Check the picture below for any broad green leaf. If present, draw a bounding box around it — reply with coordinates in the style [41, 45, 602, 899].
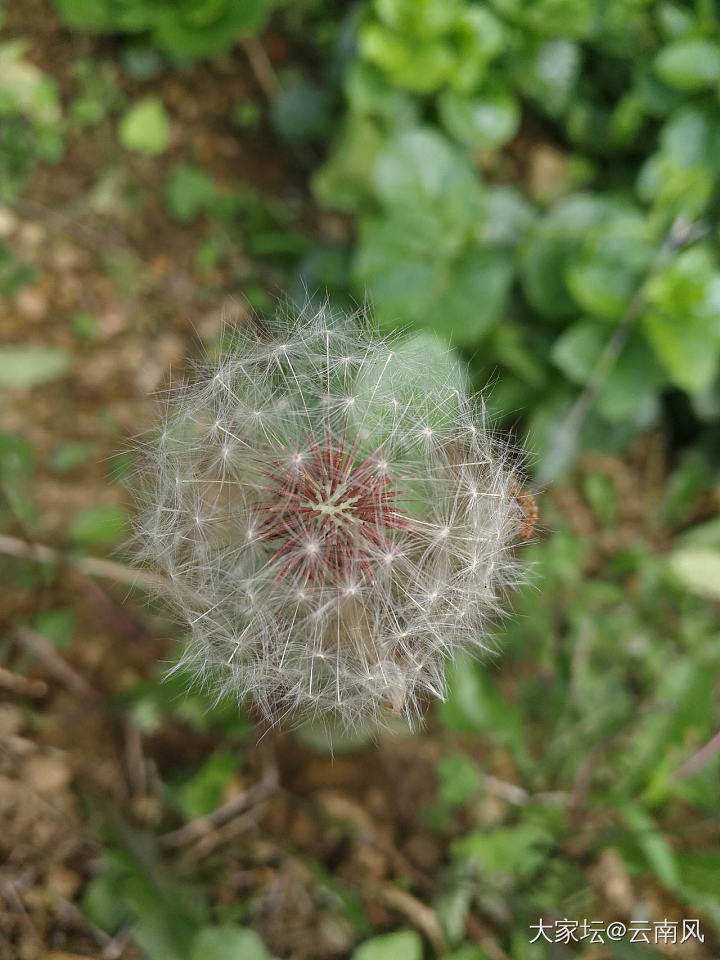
[518, 194, 617, 320]
[152, 0, 278, 60]
[190, 926, 270, 960]
[372, 127, 483, 223]
[0, 39, 62, 126]
[444, 949, 487, 960]
[354, 221, 511, 344]
[516, 37, 580, 116]
[119, 97, 171, 156]
[271, 78, 330, 143]
[642, 247, 720, 392]
[478, 186, 535, 247]
[0, 347, 71, 388]
[360, 22, 456, 93]
[68, 504, 128, 543]
[312, 116, 384, 212]
[165, 163, 217, 223]
[490, 0, 594, 37]
[551, 322, 663, 423]
[351, 929, 423, 960]
[373, 0, 461, 36]
[565, 211, 657, 321]
[677, 515, 720, 550]
[51, 0, 151, 32]
[668, 547, 720, 601]
[438, 87, 520, 151]
[0, 432, 33, 478]
[654, 39, 720, 92]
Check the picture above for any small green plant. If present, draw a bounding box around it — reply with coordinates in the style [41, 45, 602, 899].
[0, 39, 64, 202]
[52, 0, 281, 61]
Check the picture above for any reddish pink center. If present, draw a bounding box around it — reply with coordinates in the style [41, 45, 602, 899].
[258, 432, 405, 584]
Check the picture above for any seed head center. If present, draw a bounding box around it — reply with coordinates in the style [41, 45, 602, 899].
[258, 432, 406, 583]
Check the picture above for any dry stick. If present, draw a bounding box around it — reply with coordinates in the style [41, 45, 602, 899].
[672, 728, 720, 780]
[0, 533, 168, 591]
[15, 627, 100, 701]
[0, 664, 47, 698]
[160, 765, 279, 850]
[240, 34, 279, 100]
[538, 216, 705, 485]
[369, 884, 448, 956]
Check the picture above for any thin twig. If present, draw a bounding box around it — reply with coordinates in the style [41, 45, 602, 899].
[160, 765, 279, 850]
[369, 884, 448, 955]
[0, 533, 167, 590]
[0, 665, 47, 698]
[124, 718, 147, 799]
[240, 35, 279, 100]
[15, 627, 100, 701]
[672, 728, 720, 779]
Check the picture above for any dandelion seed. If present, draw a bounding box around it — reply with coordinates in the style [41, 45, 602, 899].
[130, 305, 530, 730]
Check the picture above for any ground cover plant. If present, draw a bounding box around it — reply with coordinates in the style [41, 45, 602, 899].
[0, 1, 719, 959]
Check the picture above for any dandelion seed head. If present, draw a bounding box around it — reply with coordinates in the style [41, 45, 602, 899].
[131, 305, 529, 730]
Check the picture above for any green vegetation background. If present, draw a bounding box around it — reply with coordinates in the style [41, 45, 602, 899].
[1, 1, 720, 958]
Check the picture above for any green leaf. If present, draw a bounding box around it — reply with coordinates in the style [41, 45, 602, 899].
[372, 127, 483, 223]
[677, 515, 720, 550]
[438, 87, 520, 151]
[654, 39, 720, 92]
[351, 929, 423, 960]
[436, 752, 482, 806]
[519, 194, 616, 320]
[119, 97, 171, 156]
[642, 246, 720, 392]
[0, 432, 33, 478]
[190, 926, 270, 960]
[565, 211, 656, 321]
[667, 547, 720, 601]
[271, 77, 330, 144]
[0, 346, 72, 388]
[620, 804, 680, 890]
[551, 321, 663, 423]
[438, 654, 524, 752]
[516, 37, 580, 116]
[354, 224, 511, 344]
[312, 116, 384, 212]
[451, 818, 556, 883]
[50, 441, 96, 473]
[68, 504, 128, 543]
[171, 751, 241, 818]
[165, 163, 217, 223]
[34, 607, 76, 649]
[152, 0, 278, 60]
[0, 39, 63, 126]
[51, 0, 152, 32]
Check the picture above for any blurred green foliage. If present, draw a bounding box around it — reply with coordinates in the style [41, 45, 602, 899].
[313, 0, 720, 470]
[52, 0, 280, 61]
[0, 39, 64, 202]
